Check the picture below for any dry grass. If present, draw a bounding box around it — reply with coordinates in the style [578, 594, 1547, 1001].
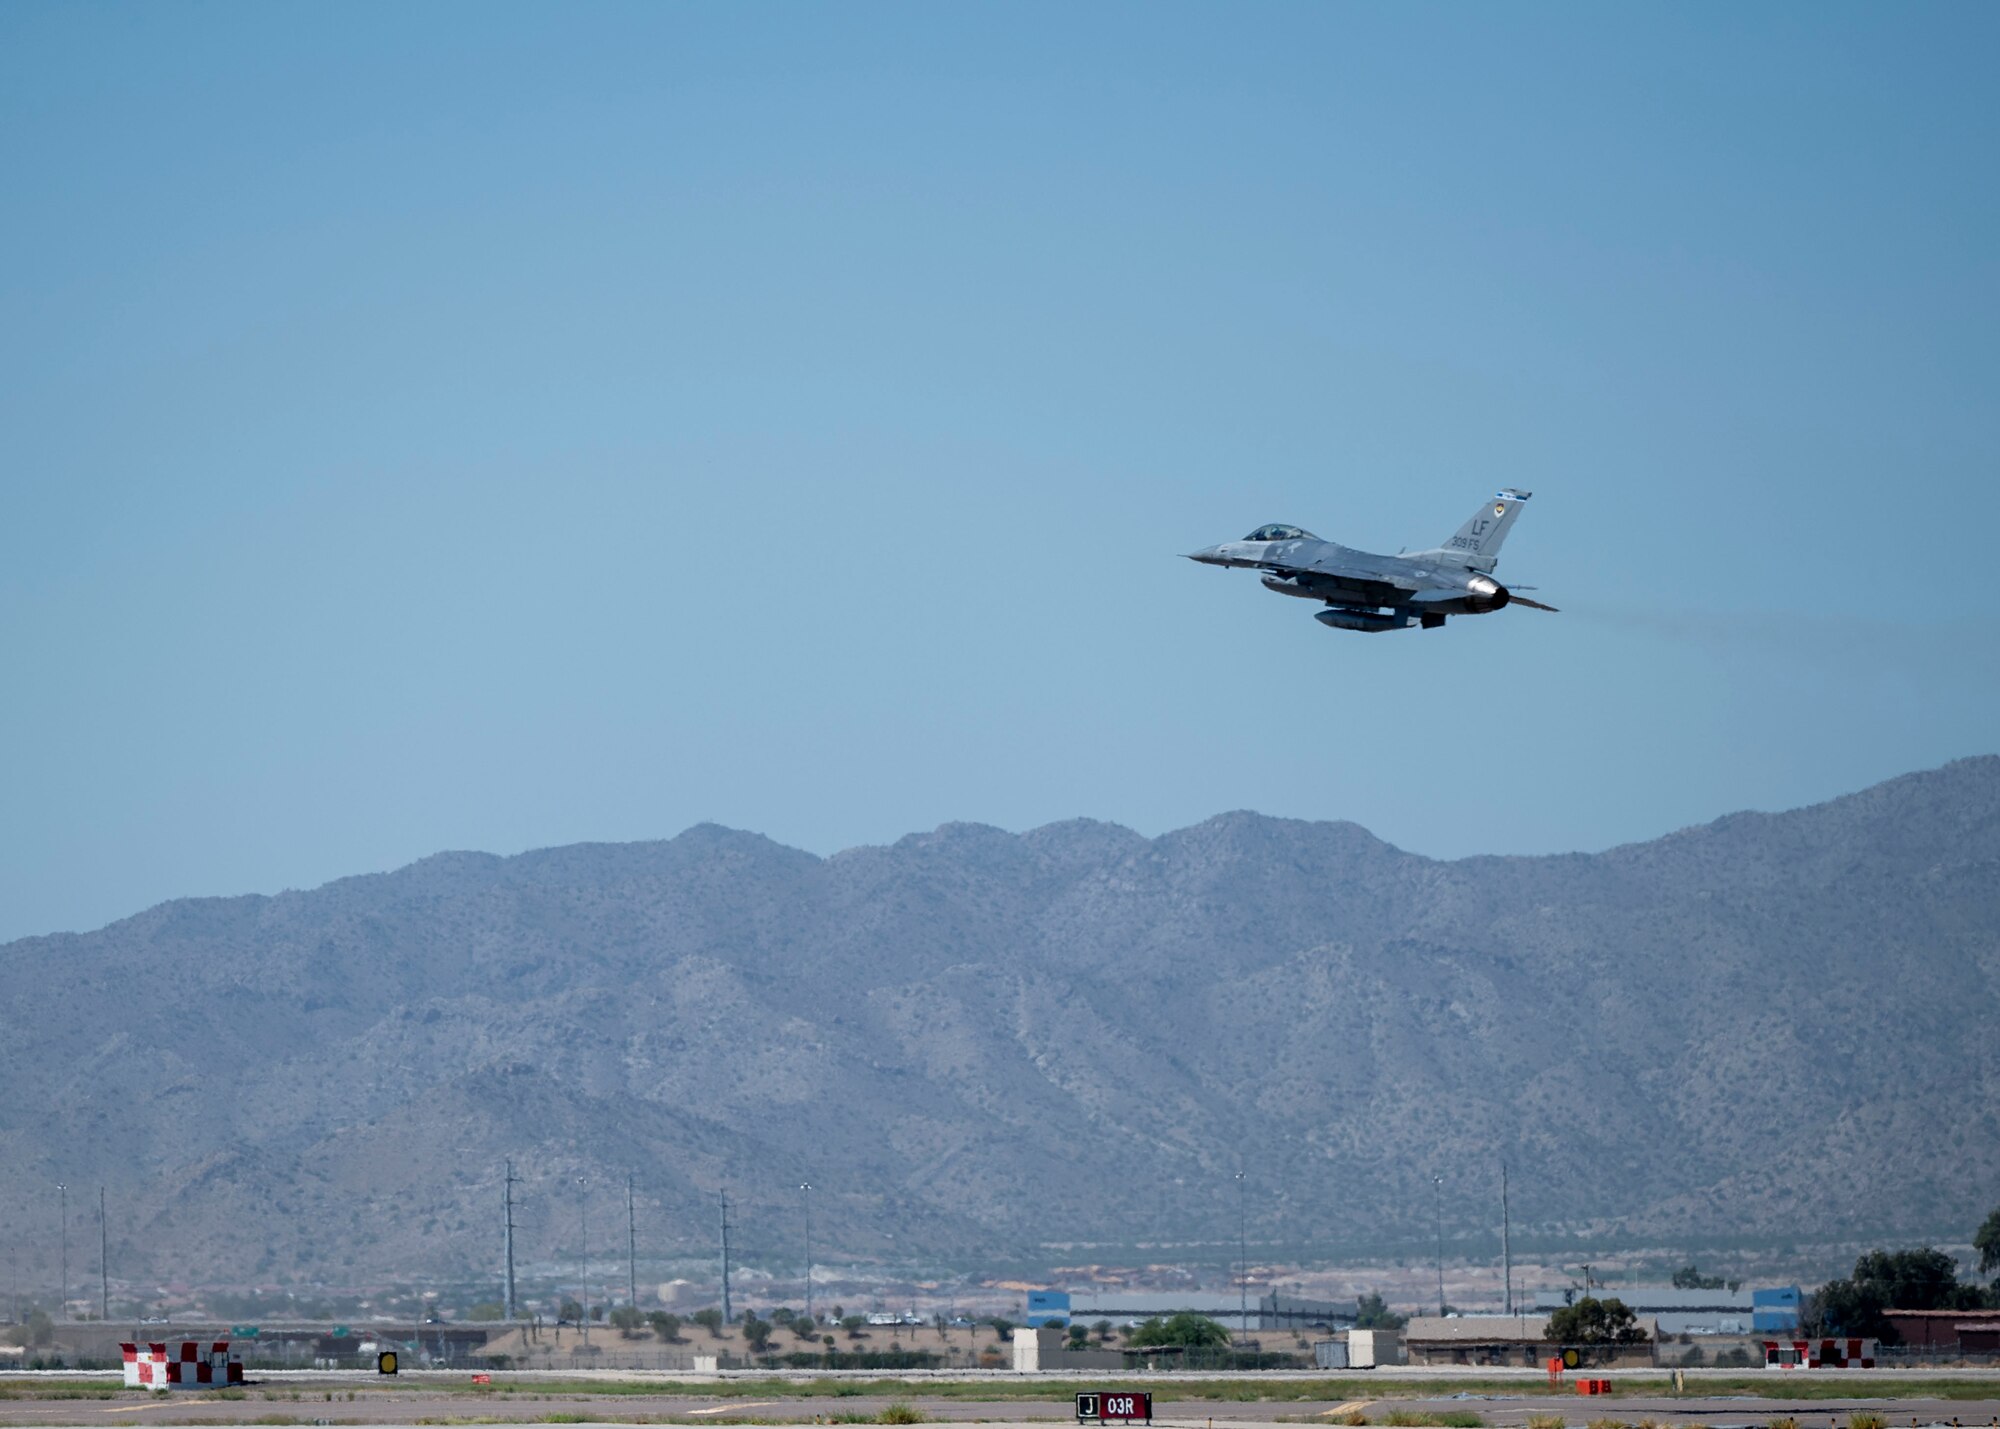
[0, 1381, 122, 1400]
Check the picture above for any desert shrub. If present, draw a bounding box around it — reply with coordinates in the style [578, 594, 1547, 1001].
[878, 1404, 922, 1425]
[647, 1311, 683, 1343]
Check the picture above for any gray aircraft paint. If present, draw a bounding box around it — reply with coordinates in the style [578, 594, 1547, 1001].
[1186, 489, 1557, 633]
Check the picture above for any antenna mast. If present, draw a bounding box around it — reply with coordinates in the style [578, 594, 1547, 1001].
[99, 1187, 108, 1322]
[626, 1175, 637, 1310]
[1501, 1163, 1513, 1316]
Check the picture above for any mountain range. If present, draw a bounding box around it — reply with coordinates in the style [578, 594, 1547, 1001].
[4, 757, 1997, 1290]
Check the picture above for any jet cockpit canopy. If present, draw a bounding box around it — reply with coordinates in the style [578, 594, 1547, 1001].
[1247, 524, 1315, 541]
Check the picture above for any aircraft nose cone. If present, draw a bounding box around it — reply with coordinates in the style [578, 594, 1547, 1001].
[1185, 545, 1226, 565]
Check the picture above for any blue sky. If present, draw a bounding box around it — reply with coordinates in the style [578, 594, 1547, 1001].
[3, 2, 1996, 942]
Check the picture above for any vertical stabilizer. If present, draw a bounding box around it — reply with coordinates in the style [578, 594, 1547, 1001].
[1425, 488, 1531, 571]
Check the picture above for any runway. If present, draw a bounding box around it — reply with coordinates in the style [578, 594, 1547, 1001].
[4, 1370, 1999, 1429]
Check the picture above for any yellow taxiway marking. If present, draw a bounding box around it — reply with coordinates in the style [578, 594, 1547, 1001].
[689, 1403, 778, 1416]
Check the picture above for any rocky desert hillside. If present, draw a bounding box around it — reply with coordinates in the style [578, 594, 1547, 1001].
[3, 758, 1996, 1285]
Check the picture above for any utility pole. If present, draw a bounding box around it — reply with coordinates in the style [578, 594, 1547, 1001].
[1500, 1164, 1513, 1316]
[578, 1178, 590, 1347]
[800, 1183, 813, 1324]
[503, 1162, 519, 1321]
[719, 1191, 733, 1324]
[1234, 1170, 1248, 1339]
[626, 1175, 637, 1311]
[1432, 1174, 1445, 1318]
[56, 1183, 67, 1322]
[99, 1187, 108, 1322]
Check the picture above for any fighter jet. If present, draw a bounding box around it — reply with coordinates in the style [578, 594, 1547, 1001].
[1186, 489, 1557, 632]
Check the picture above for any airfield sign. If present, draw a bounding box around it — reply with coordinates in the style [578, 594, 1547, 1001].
[1076, 1393, 1151, 1424]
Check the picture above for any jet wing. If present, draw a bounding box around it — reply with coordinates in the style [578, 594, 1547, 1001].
[1255, 563, 1425, 609]
[1252, 552, 1415, 586]
[1259, 554, 1423, 600]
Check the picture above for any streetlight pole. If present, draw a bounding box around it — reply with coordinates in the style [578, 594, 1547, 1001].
[503, 1162, 519, 1322]
[626, 1175, 637, 1313]
[719, 1191, 733, 1325]
[578, 1178, 590, 1347]
[1234, 1171, 1248, 1340]
[56, 1184, 67, 1322]
[800, 1183, 814, 1325]
[1432, 1175, 1445, 1318]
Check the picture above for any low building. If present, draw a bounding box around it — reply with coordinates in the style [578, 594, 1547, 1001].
[1404, 1314, 1657, 1368]
[1011, 1325, 1123, 1372]
[1753, 1287, 1802, 1333]
[1025, 1291, 1071, 1328]
[121, 1341, 244, 1389]
[1314, 1329, 1404, 1369]
[1882, 1308, 2000, 1351]
[1404, 1314, 1547, 1367]
[1349, 1328, 1404, 1368]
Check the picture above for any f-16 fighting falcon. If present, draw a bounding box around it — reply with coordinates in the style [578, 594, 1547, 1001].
[1186, 489, 1558, 633]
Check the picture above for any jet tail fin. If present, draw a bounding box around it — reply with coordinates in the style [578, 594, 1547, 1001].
[1411, 488, 1532, 571]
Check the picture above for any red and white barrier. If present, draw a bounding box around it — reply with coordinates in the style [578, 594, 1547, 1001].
[120, 1342, 243, 1389]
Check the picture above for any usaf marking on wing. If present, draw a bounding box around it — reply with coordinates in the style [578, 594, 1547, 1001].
[1186, 489, 1558, 633]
